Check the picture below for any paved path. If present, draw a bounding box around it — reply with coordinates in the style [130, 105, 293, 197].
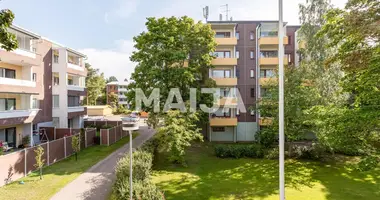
[50, 125, 155, 200]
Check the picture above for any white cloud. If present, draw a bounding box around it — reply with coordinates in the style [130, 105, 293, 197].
[104, 0, 140, 23]
[80, 40, 136, 81]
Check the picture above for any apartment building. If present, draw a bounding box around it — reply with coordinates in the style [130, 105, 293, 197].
[51, 45, 87, 128]
[106, 81, 130, 108]
[0, 25, 87, 148]
[0, 26, 53, 147]
[207, 21, 300, 142]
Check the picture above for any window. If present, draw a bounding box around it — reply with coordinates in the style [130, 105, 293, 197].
[250, 51, 254, 59]
[68, 119, 73, 128]
[250, 109, 255, 116]
[250, 88, 255, 97]
[260, 69, 275, 78]
[0, 128, 16, 147]
[53, 55, 59, 63]
[32, 73, 37, 82]
[0, 68, 16, 79]
[214, 108, 231, 117]
[0, 98, 16, 111]
[68, 96, 80, 107]
[52, 117, 59, 128]
[260, 51, 278, 58]
[215, 32, 231, 38]
[68, 79, 73, 85]
[250, 31, 254, 40]
[53, 73, 59, 85]
[32, 98, 39, 109]
[213, 51, 231, 58]
[235, 32, 240, 40]
[53, 95, 59, 108]
[286, 53, 291, 64]
[212, 127, 225, 132]
[261, 88, 269, 97]
[212, 70, 231, 78]
[236, 51, 239, 59]
[236, 69, 239, 78]
[250, 69, 254, 78]
[219, 88, 231, 97]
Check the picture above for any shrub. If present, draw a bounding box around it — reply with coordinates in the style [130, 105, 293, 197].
[113, 180, 164, 200]
[115, 150, 153, 182]
[214, 144, 264, 159]
[264, 147, 279, 159]
[290, 143, 326, 161]
[101, 124, 114, 129]
[357, 155, 380, 171]
[256, 129, 277, 147]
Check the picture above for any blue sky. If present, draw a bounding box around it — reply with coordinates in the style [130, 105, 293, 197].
[1, 0, 346, 80]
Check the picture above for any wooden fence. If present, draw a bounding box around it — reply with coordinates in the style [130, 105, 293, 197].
[100, 125, 129, 146]
[84, 120, 122, 130]
[0, 128, 97, 187]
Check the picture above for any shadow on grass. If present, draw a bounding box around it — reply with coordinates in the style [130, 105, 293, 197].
[153, 143, 380, 200]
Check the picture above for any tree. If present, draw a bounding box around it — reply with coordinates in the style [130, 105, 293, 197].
[106, 76, 118, 83]
[0, 9, 18, 51]
[72, 135, 80, 161]
[124, 78, 128, 82]
[108, 92, 118, 107]
[156, 110, 203, 165]
[34, 146, 45, 180]
[85, 63, 106, 105]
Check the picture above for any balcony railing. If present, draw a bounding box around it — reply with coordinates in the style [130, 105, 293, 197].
[210, 117, 238, 126]
[67, 84, 85, 91]
[67, 63, 84, 71]
[215, 37, 237, 46]
[68, 106, 85, 113]
[212, 57, 237, 66]
[0, 109, 39, 119]
[0, 77, 36, 87]
[212, 77, 237, 86]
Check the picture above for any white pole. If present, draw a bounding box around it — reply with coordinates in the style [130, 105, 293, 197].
[129, 130, 133, 200]
[278, 0, 285, 199]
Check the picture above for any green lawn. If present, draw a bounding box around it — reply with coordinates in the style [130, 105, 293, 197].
[152, 143, 380, 200]
[0, 132, 139, 200]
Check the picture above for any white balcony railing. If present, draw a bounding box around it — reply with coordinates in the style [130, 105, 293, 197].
[118, 88, 128, 92]
[0, 109, 39, 119]
[13, 48, 37, 59]
[67, 84, 85, 91]
[67, 63, 84, 71]
[68, 106, 85, 113]
[0, 77, 36, 87]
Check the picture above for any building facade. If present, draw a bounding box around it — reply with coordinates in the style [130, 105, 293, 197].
[106, 81, 130, 108]
[207, 21, 300, 142]
[0, 25, 87, 148]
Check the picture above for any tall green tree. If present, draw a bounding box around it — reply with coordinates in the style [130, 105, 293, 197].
[85, 63, 106, 105]
[106, 76, 118, 83]
[0, 9, 17, 51]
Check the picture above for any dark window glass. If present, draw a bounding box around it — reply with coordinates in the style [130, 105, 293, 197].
[250, 88, 255, 97]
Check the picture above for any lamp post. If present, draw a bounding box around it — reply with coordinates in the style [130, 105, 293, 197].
[129, 130, 133, 200]
[278, 0, 285, 199]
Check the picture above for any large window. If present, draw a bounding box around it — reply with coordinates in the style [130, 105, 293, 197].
[260, 51, 278, 58]
[53, 95, 59, 108]
[0, 98, 16, 111]
[53, 73, 59, 85]
[214, 108, 231, 117]
[250, 51, 254, 59]
[68, 96, 80, 107]
[219, 88, 231, 97]
[260, 69, 276, 78]
[0, 68, 16, 79]
[32, 98, 39, 109]
[250, 88, 255, 97]
[0, 128, 16, 147]
[213, 51, 231, 58]
[68, 78, 73, 85]
[212, 70, 231, 78]
[235, 32, 240, 40]
[215, 32, 231, 38]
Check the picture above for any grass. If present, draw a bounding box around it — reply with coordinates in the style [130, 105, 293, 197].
[0, 132, 139, 200]
[152, 143, 380, 200]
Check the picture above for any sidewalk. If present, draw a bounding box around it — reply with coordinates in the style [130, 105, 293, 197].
[50, 125, 155, 200]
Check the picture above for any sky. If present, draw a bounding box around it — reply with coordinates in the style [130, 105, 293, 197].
[1, 0, 347, 81]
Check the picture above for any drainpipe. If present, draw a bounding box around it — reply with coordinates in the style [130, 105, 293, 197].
[256, 24, 261, 133]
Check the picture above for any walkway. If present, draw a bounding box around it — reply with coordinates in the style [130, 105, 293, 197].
[50, 125, 155, 200]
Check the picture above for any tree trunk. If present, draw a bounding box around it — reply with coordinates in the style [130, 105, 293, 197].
[39, 168, 42, 180]
[75, 153, 78, 161]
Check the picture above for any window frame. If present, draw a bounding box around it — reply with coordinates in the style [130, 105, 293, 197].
[250, 88, 255, 98]
[250, 69, 254, 78]
[250, 51, 254, 59]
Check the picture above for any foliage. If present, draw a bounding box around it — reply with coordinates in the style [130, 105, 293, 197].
[34, 146, 45, 180]
[290, 143, 326, 161]
[113, 180, 164, 200]
[0, 9, 18, 51]
[214, 144, 264, 159]
[108, 92, 118, 107]
[156, 110, 203, 165]
[72, 135, 80, 161]
[146, 112, 160, 129]
[101, 124, 114, 129]
[357, 155, 380, 171]
[264, 147, 279, 160]
[255, 128, 277, 147]
[106, 76, 118, 83]
[85, 63, 106, 105]
[22, 135, 30, 146]
[113, 104, 131, 115]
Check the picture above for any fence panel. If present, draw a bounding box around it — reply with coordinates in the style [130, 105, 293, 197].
[65, 136, 74, 156]
[40, 127, 55, 140]
[107, 121, 118, 127]
[26, 143, 48, 174]
[109, 127, 116, 145]
[49, 138, 65, 165]
[100, 129, 108, 145]
[115, 126, 121, 141]
[86, 128, 96, 147]
[0, 150, 25, 187]
[55, 129, 71, 139]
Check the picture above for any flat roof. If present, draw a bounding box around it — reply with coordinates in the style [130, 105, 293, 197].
[10, 25, 41, 39]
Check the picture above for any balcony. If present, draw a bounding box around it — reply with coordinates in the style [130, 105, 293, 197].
[67, 85, 85, 91]
[259, 57, 288, 65]
[259, 37, 288, 45]
[212, 58, 237, 66]
[210, 117, 238, 126]
[67, 63, 84, 71]
[0, 109, 39, 126]
[0, 48, 40, 66]
[68, 106, 85, 113]
[215, 37, 237, 46]
[217, 97, 237, 106]
[67, 63, 87, 77]
[212, 77, 237, 86]
[259, 117, 273, 126]
[0, 77, 38, 94]
[259, 77, 277, 85]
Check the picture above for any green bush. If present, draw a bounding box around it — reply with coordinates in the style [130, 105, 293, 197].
[113, 180, 164, 200]
[264, 147, 279, 159]
[115, 150, 153, 182]
[256, 129, 277, 147]
[291, 143, 326, 161]
[214, 144, 264, 159]
[357, 155, 380, 171]
[101, 124, 114, 129]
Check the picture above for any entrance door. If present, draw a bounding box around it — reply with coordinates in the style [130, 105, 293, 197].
[5, 128, 16, 147]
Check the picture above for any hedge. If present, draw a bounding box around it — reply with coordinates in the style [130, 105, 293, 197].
[214, 144, 264, 158]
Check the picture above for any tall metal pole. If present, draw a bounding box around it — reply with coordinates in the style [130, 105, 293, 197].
[278, 0, 285, 199]
[129, 130, 133, 200]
